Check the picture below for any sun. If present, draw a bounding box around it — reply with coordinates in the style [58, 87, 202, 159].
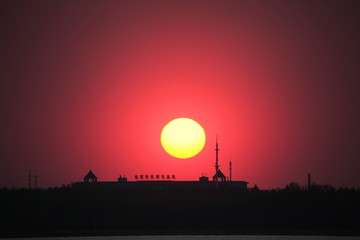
[160, 118, 206, 159]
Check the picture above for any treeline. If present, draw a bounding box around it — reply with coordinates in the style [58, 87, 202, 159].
[0, 184, 359, 237]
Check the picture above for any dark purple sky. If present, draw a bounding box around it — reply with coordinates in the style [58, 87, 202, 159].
[1, 0, 359, 189]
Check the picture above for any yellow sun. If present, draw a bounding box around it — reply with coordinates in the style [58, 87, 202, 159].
[161, 118, 206, 159]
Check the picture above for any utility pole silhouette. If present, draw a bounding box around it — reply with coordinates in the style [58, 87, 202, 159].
[34, 175, 38, 189]
[307, 173, 311, 190]
[28, 170, 39, 189]
[28, 170, 32, 189]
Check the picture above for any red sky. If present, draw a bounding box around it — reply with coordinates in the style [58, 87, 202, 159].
[1, 0, 359, 189]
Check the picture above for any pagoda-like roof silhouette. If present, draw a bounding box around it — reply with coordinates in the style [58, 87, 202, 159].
[84, 170, 97, 182]
[212, 169, 226, 179]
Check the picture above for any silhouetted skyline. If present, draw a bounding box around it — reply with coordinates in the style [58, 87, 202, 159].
[1, 0, 359, 189]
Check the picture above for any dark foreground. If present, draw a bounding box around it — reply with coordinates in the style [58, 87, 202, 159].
[1, 185, 359, 237]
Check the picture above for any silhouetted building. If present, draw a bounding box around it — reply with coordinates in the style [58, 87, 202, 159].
[74, 138, 249, 190]
[199, 176, 209, 182]
[118, 175, 127, 182]
[252, 184, 260, 191]
[84, 170, 97, 182]
[213, 138, 228, 183]
[213, 169, 226, 182]
[74, 170, 248, 190]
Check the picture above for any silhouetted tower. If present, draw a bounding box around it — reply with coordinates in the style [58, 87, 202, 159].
[212, 137, 228, 184]
[307, 173, 311, 190]
[229, 161, 232, 181]
[84, 170, 97, 182]
[28, 170, 32, 189]
[215, 136, 220, 187]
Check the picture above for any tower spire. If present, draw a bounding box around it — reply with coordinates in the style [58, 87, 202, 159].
[215, 136, 219, 187]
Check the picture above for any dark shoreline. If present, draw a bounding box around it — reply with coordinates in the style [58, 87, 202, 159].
[3, 229, 360, 239]
[1, 186, 359, 238]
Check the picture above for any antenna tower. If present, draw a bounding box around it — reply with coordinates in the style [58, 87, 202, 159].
[229, 161, 232, 181]
[215, 136, 220, 187]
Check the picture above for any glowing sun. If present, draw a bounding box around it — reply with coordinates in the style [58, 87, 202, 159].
[161, 118, 206, 159]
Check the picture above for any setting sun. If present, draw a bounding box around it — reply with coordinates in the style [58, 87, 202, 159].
[161, 118, 206, 159]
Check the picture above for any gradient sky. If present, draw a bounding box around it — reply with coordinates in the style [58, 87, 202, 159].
[1, 0, 359, 189]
